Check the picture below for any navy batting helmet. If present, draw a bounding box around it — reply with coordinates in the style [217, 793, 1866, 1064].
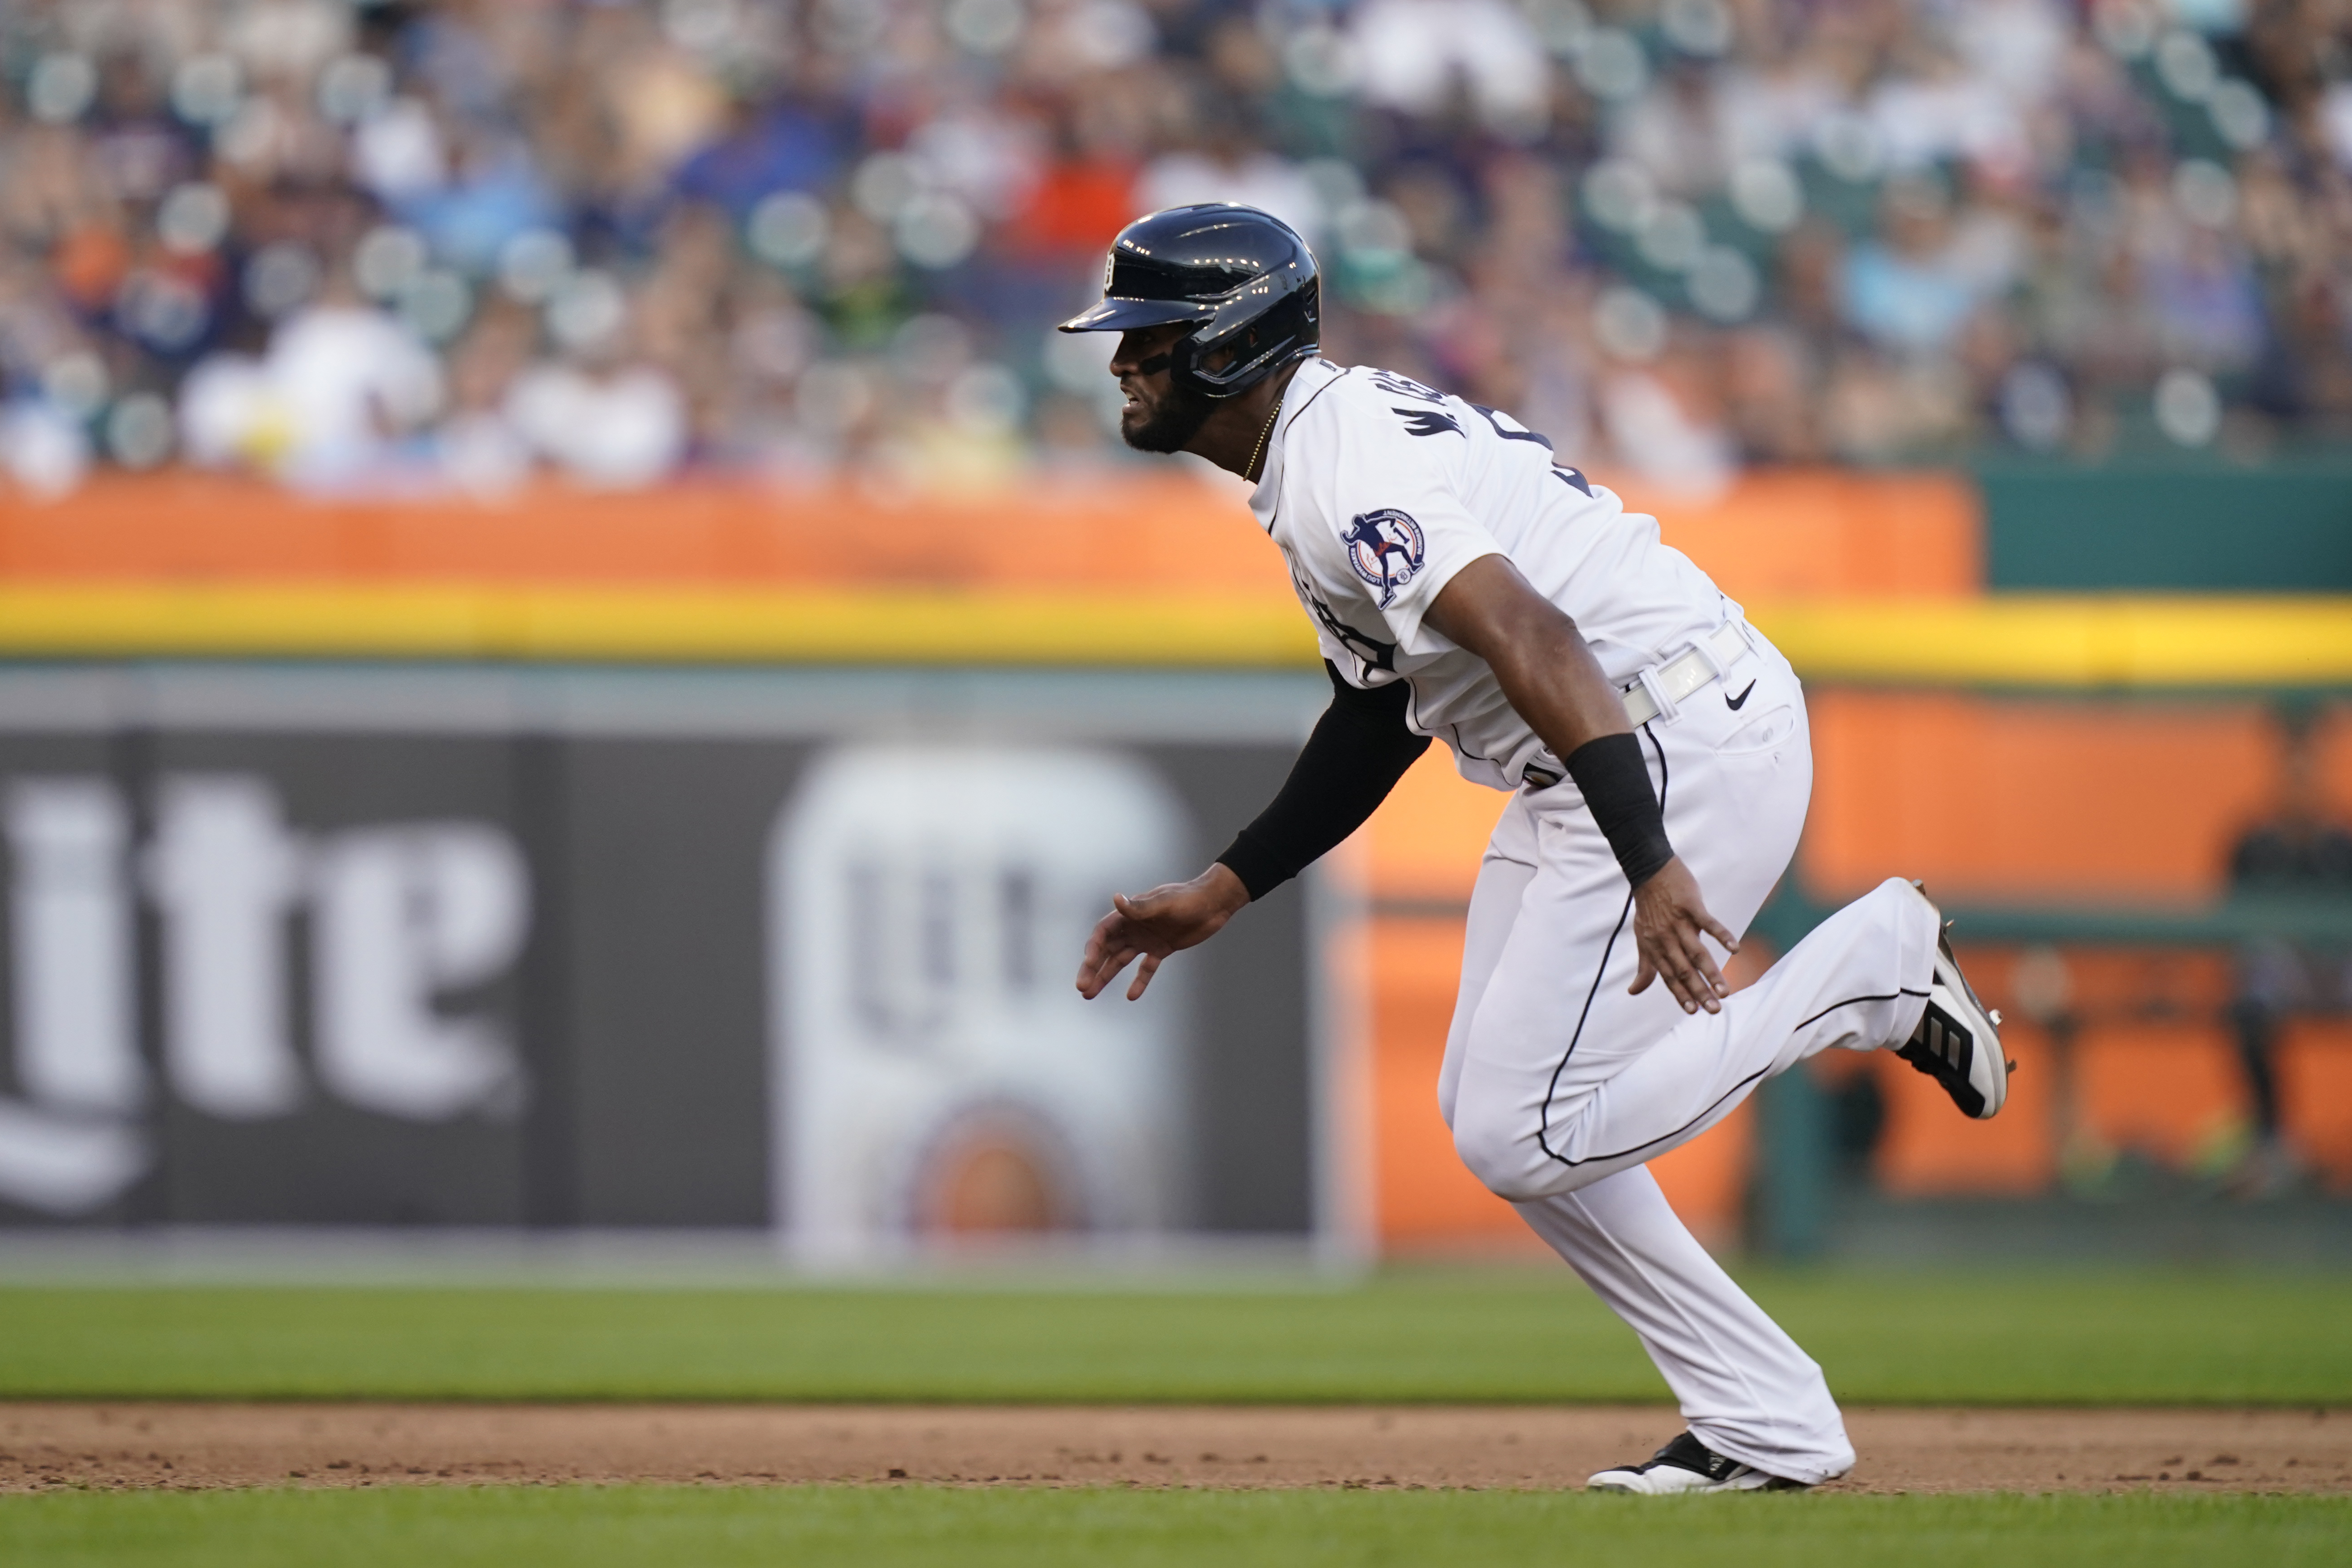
[1057, 204, 1320, 399]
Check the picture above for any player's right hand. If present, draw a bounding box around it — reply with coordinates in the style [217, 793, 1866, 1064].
[1076, 863, 1251, 1001]
[1628, 855, 1737, 1015]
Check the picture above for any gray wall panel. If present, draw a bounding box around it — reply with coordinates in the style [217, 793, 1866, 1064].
[1145, 745, 1315, 1233]
[561, 738, 813, 1227]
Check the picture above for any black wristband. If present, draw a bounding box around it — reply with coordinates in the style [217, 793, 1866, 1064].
[1565, 731, 1674, 889]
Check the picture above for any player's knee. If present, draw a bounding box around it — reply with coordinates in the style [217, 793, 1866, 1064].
[1451, 1102, 1550, 1203]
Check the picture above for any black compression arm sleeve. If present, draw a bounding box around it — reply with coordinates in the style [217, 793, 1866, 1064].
[1215, 663, 1433, 901]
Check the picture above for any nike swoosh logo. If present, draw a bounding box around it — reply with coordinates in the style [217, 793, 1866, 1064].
[1726, 680, 1757, 711]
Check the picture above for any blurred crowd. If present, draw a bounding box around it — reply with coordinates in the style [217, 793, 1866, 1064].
[3, 0, 2352, 499]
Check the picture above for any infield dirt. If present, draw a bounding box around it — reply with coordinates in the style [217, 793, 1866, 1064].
[1, 1405, 2343, 1495]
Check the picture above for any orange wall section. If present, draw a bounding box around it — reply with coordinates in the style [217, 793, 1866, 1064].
[0, 468, 1979, 599]
[1621, 468, 1981, 601]
[1802, 692, 2352, 903]
[2071, 1021, 2253, 1170]
[0, 471, 1287, 591]
[1359, 691, 2352, 920]
[1864, 946, 2352, 1196]
[1356, 746, 1511, 903]
[1363, 917, 1533, 1254]
[2282, 1024, 2352, 1188]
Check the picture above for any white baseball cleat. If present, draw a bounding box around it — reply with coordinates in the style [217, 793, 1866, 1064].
[1896, 882, 2010, 1120]
[1586, 1432, 1806, 1494]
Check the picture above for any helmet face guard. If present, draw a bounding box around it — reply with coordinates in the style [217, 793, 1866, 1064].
[1059, 205, 1321, 400]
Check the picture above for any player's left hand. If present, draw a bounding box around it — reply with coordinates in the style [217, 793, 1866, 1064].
[1628, 856, 1737, 1015]
[1076, 863, 1250, 1001]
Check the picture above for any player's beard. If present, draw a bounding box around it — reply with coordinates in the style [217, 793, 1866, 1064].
[1120, 378, 1217, 454]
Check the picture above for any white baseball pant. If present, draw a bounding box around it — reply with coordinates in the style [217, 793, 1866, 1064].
[1436, 633, 1938, 1484]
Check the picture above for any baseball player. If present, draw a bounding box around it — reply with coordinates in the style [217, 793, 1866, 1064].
[1066, 204, 2008, 1494]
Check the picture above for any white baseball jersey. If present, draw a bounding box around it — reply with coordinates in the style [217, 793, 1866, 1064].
[1251, 358, 1735, 791]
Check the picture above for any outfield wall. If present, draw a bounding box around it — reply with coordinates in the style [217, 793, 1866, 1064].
[1, 470, 2346, 1257]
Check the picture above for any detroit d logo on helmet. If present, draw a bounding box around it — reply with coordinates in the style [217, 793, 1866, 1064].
[1343, 509, 1425, 608]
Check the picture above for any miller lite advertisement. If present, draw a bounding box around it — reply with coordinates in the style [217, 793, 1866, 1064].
[0, 665, 1342, 1255]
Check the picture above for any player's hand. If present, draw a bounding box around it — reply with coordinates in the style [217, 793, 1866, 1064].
[1628, 856, 1737, 1015]
[1076, 863, 1250, 1001]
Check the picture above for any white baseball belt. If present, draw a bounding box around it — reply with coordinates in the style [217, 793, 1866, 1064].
[1621, 619, 1756, 728]
[1523, 621, 1757, 789]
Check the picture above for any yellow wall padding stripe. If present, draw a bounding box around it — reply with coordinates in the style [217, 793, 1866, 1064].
[0, 584, 2347, 687]
[0, 583, 1322, 666]
[1753, 596, 2352, 689]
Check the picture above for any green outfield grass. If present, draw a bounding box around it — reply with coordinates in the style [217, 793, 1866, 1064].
[0, 1267, 2344, 1405]
[2, 1485, 2345, 1568]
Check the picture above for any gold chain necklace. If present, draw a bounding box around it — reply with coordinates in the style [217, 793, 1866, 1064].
[1244, 398, 1282, 484]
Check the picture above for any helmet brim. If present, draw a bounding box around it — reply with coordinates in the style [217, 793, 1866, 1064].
[1056, 296, 1214, 333]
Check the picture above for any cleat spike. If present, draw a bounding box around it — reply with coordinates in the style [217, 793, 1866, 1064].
[2005, 1060, 2018, 1073]
[1989, 1008, 2003, 1026]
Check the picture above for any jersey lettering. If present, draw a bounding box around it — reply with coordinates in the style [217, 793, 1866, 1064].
[1394, 407, 1463, 439]
[1367, 369, 1446, 404]
[1290, 561, 1399, 675]
[1470, 403, 1553, 450]
[1466, 401, 1594, 496]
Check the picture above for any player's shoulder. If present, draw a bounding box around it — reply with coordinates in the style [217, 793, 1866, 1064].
[1299, 360, 1445, 413]
[1276, 358, 1356, 433]
[1287, 360, 1472, 449]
